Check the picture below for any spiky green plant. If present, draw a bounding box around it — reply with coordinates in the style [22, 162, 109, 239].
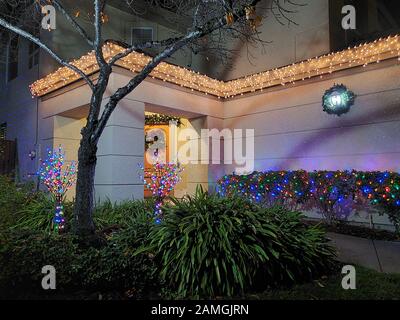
[137, 186, 336, 299]
[93, 198, 155, 229]
[12, 193, 74, 233]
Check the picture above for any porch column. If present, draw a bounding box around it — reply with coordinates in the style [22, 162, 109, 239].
[95, 99, 145, 203]
[182, 116, 209, 195]
[180, 116, 225, 195]
[206, 116, 226, 193]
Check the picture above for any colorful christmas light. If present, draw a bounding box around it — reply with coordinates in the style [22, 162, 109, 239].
[139, 162, 183, 221]
[217, 170, 400, 232]
[37, 146, 77, 232]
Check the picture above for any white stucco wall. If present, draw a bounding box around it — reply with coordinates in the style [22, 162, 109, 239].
[222, 60, 400, 229]
[52, 116, 86, 200]
[223, 61, 400, 173]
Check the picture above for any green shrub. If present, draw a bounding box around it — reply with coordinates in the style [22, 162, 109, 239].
[381, 204, 400, 235]
[260, 207, 338, 284]
[0, 204, 159, 299]
[81, 202, 159, 294]
[0, 231, 81, 297]
[0, 177, 156, 233]
[93, 198, 155, 229]
[0, 176, 74, 233]
[0, 176, 34, 231]
[11, 193, 74, 233]
[138, 187, 336, 299]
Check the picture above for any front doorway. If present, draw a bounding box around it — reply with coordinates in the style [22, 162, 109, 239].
[143, 110, 210, 199]
[144, 124, 170, 198]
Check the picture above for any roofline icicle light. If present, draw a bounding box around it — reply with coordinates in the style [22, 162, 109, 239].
[30, 35, 400, 99]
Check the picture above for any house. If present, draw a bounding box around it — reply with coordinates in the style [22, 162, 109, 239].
[1, 0, 400, 229]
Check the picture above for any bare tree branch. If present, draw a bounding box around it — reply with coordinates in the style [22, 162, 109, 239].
[93, 31, 202, 143]
[107, 36, 183, 66]
[93, 0, 264, 143]
[94, 0, 107, 67]
[52, 0, 94, 47]
[0, 16, 95, 90]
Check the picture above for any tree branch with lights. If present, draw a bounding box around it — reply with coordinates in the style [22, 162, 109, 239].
[139, 162, 184, 222]
[37, 146, 77, 233]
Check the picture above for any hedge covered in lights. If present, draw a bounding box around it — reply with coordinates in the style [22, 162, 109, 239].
[217, 171, 400, 232]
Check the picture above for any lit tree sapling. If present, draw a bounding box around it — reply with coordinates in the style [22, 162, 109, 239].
[139, 162, 183, 222]
[37, 146, 77, 232]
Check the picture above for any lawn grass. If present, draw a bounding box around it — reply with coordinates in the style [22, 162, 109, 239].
[247, 266, 400, 300]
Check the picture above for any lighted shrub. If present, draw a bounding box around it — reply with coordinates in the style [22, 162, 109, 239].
[217, 170, 400, 233]
[0, 176, 154, 233]
[137, 187, 336, 299]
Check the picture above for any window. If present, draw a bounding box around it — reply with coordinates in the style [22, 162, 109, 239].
[28, 27, 40, 69]
[131, 27, 154, 45]
[0, 123, 7, 140]
[329, 0, 400, 51]
[7, 36, 19, 82]
[28, 42, 39, 69]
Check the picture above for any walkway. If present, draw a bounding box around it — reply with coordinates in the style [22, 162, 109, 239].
[328, 232, 400, 274]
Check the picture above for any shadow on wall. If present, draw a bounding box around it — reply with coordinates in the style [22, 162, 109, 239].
[277, 101, 400, 170]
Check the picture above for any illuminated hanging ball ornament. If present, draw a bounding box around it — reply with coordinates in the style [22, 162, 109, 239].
[322, 84, 356, 116]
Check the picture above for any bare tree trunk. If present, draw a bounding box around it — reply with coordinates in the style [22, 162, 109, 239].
[73, 127, 97, 236]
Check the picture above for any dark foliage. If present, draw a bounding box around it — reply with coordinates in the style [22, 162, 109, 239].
[137, 187, 337, 299]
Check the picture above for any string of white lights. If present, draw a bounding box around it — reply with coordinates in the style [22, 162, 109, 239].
[30, 35, 400, 99]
